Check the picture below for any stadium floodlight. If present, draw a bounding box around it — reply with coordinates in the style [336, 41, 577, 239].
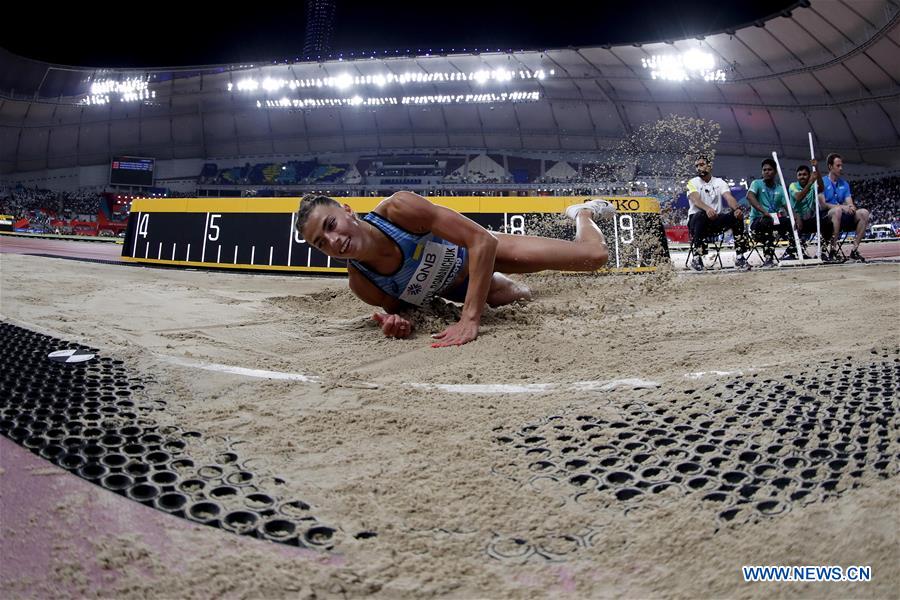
[90, 77, 148, 95]
[257, 90, 540, 109]
[263, 78, 287, 92]
[230, 68, 554, 96]
[334, 73, 353, 90]
[237, 78, 259, 91]
[82, 94, 110, 106]
[641, 50, 726, 82]
[83, 76, 155, 105]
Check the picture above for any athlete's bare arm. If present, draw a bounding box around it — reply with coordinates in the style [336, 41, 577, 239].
[379, 191, 497, 347]
[348, 266, 413, 338]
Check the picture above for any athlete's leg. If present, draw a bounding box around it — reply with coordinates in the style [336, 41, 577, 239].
[486, 273, 532, 307]
[493, 210, 608, 274]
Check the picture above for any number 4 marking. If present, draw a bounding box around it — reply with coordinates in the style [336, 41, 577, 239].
[138, 214, 149, 238]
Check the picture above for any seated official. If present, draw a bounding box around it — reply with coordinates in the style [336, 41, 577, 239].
[820, 153, 869, 263]
[686, 156, 750, 271]
[747, 158, 792, 268]
[784, 160, 832, 260]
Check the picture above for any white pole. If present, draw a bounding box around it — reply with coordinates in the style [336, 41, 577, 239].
[772, 151, 805, 264]
[809, 132, 821, 260]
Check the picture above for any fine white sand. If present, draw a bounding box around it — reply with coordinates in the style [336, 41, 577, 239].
[1, 253, 898, 599]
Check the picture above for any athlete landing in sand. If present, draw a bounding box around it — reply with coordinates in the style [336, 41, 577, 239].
[296, 190, 614, 347]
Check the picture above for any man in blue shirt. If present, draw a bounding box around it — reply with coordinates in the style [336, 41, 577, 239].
[820, 153, 869, 262]
[747, 158, 792, 268]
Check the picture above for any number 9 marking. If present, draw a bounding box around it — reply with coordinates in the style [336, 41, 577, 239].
[619, 214, 634, 244]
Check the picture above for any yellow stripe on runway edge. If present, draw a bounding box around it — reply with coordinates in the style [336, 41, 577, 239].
[121, 255, 657, 274]
[130, 196, 660, 214]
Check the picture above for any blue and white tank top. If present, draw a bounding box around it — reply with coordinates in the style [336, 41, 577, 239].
[350, 211, 467, 306]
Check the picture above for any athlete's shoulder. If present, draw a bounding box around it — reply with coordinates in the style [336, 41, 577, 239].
[380, 191, 429, 213]
[385, 190, 431, 204]
[369, 196, 392, 217]
[379, 192, 432, 233]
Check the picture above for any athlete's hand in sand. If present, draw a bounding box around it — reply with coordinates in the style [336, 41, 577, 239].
[373, 312, 412, 338]
[431, 319, 478, 348]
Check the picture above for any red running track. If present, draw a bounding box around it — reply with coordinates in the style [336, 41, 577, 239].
[2, 233, 899, 263]
[0, 236, 124, 261]
[840, 241, 900, 259]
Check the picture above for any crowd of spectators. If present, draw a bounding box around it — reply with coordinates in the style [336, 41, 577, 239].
[852, 175, 899, 226]
[1, 186, 109, 234]
[1, 168, 896, 238]
[442, 173, 512, 184]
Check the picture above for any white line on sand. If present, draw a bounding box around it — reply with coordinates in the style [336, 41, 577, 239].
[684, 367, 765, 380]
[161, 355, 660, 393]
[409, 378, 660, 394]
[162, 356, 321, 382]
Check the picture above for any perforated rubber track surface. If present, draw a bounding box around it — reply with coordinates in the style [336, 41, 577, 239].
[0, 322, 350, 548]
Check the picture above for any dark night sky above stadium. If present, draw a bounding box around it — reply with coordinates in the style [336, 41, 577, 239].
[5, 1, 796, 68]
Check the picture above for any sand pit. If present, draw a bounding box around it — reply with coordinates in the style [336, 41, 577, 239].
[1, 253, 898, 598]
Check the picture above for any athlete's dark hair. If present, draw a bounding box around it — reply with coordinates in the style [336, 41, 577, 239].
[295, 194, 340, 237]
[761, 158, 777, 170]
[796, 165, 811, 174]
[826, 153, 842, 167]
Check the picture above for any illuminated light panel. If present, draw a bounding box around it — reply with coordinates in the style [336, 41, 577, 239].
[232, 69, 554, 94]
[641, 50, 726, 82]
[81, 76, 156, 105]
[258, 91, 540, 109]
[400, 92, 540, 104]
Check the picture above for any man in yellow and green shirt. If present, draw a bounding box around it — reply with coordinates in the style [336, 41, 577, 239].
[784, 159, 832, 260]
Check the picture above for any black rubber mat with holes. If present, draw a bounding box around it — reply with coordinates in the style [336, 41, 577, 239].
[0, 322, 350, 548]
[494, 351, 899, 525]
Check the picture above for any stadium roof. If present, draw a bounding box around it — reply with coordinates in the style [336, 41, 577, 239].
[1, 0, 898, 175]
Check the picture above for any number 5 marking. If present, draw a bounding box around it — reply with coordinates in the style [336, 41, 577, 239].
[208, 214, 221, 241]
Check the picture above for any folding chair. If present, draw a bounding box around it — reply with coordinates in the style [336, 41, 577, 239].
[748, 221, 793, 265]
[745, 226, 770, 265]
[685, 233, 725, 270]
[835, 231, 853, 262]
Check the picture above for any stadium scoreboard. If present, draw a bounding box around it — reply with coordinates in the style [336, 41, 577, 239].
[122, 196, 668, 273]
[110, 156, 155, 187]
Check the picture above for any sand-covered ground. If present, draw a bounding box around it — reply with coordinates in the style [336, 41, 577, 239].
[1, 253, 898, 599]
